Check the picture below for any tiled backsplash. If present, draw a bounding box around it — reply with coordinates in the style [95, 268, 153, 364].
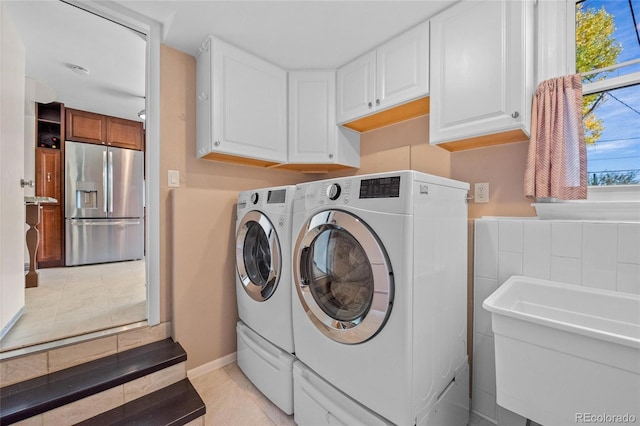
[472, 218, 640, 422]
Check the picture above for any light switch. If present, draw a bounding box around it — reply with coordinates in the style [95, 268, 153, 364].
[168, 170, 180, 188]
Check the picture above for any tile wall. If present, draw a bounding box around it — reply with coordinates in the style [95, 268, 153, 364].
[472, 218, 640, 422]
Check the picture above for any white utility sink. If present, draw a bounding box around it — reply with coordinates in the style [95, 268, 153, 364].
[483, 276, 640, 426]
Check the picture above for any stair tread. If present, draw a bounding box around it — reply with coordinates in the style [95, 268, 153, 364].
[0, 338, 187, 425]
[76, 378, 206, 426]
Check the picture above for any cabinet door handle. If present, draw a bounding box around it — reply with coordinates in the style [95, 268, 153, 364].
[511, 111, 520, 118]
[376, 99, 380, 105]
[328, 153, 334, 159]
[368, 102, 373, 108]
[47, 172, 51, 183]
[214, 141, 221, 147]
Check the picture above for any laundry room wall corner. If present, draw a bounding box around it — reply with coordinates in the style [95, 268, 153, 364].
[160, 44, 309, 370]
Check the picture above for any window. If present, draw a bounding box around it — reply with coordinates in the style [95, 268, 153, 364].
[575, 0, 640, 187]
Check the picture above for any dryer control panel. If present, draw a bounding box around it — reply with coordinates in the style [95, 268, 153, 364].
[359, 176, 401, 199]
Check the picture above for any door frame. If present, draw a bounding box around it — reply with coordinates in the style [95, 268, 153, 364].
[66, 0, 161, 325]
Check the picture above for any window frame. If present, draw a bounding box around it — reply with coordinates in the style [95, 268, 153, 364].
[567, 0, 640, 199]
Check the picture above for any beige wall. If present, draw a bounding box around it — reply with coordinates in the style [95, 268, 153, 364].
[450, 141, 536, 219]
[160, 43, 536, 370]
[160, 45, 309, 368]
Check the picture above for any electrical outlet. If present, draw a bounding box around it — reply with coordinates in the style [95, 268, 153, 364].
[475, 182, 489, 203]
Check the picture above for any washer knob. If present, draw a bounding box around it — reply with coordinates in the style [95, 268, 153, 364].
[326, 183, 341, 200]
[250, 193, 259, 204]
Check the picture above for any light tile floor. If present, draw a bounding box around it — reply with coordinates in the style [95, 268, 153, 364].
[0, 260, 146, 351]
[191, 362, 495, 426]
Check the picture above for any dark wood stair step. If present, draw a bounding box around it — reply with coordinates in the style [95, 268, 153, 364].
[76, 378, 206, 426]
[0, 338, 187, 425]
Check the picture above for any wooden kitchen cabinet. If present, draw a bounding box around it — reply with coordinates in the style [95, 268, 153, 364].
[66, 108, 106, 144]
[337, 20, 429, 127]
[35, 148, 61, 200]
[66, 108, 144, 150]
[196, 35, 287, 166]
[283, 71, 359, 171]
[35, 147, 64, 268]
[429, 0, 534, 151]
[37, 204, 64, 267]
[107, 116, 144, 150]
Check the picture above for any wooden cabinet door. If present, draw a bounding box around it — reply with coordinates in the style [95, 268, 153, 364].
[107, 116, 143, 150]
[376, 21, 429, 111]
[37, 205, 64, 267]
[66, 108, 106, 144]
[336, 50, 376, 124]
[35, 148, 61, 200]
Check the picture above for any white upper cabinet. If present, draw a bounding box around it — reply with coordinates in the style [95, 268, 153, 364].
[337, 21, 430, 125]
[196, 36, 287, 165]
[429, 0, 533, 148]
[288, 71, 359, 169]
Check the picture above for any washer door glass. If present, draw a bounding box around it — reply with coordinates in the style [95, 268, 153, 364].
[294, 210, 393, 344]
[236, 211, 281, 301]
[306, 229, 374, 322]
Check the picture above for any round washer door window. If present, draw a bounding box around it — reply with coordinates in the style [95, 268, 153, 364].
[236, 211, 281, 301]
[294, 210, 394, 344]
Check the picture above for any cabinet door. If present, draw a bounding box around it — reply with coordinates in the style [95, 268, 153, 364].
[37, 205, 64, 267]
[35, 148, 61, 200]
[210, 37, 287, 163]
[376, 21, 429, 111]
[430, 0, 530, 145]
[107, 116, 143, 150]
[288, 71, 336, 164]
[66, 108, 106, 144]
[336, 50, 376, 124]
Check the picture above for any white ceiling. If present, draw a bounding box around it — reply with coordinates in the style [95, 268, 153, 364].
[117, 1, 456, 69]
[5, 0, 456, 122]
[6, 0, 146, 122]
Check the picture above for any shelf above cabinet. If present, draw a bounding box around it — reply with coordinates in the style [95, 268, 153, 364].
[341, 97, 430, 133]
[436, 128, 529, 152]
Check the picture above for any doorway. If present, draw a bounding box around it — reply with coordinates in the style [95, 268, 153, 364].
[0, 0, 160, 355]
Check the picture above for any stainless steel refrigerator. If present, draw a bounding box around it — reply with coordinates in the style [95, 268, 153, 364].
[65, 141, 144, 266]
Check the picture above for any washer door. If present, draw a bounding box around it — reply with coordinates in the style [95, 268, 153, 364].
[236, 211, 281, 302]
[294, 210, 394, 344]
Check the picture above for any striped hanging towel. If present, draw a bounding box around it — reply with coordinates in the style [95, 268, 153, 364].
[524, 74, 587, 200]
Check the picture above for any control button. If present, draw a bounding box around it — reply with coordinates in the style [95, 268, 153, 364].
[327, 183, 341, 200]
[250, 193, 259, 204]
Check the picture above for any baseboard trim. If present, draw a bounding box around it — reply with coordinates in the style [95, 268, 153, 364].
[187, 352, 237, 379]
[0, 306, 25, 341]
[471, 409, 498, 424]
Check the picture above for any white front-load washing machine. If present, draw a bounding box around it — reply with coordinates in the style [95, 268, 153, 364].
[235, 185, 296, 414]
[291, 171, 470, 426]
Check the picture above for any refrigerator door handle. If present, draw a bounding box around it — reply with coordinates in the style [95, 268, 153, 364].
[68, 219, 142, 226]
[103, 151, 108, 213]
[108, 150, 114, 213]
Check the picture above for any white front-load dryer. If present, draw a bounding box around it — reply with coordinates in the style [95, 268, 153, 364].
[235, 185, 296, 414]
[291, 171, 470, 426]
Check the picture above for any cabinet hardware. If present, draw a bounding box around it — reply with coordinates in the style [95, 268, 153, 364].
[376, 99, 380, 105]
[328, 153, 334, 159]
[511, 111, 520, 118]
[214, 141, 221, 147]
[198, 92, 209, 101]
[368, 102, 373, 108]
[47, 172, 51, 183]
